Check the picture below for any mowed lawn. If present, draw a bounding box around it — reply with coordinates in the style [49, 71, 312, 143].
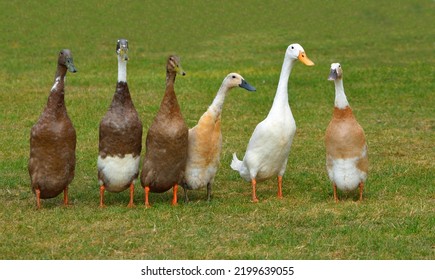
[0, 0, 433, 259]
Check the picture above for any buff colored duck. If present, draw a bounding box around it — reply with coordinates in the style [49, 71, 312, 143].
[28, 49, 77, 209]
[183, 73, 256, 202]
[325, 63, 368, 202]
[231, 43, 314, 202]
[140, 55, 187, 207]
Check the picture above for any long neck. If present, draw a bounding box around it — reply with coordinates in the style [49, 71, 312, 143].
[47, 64, 68, 111]
[159, 70, 180, 114]
[334, 78, 350, 109]
[111, 56, 132, 106]
[51, 63, 67, 91]
[166, 69, 176, 86]
[208, 83, 229, 118]
[271, 56, 295, 110]
[118, 56, 127, 82]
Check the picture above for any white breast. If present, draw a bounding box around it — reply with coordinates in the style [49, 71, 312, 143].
[327, 147, 367, 191]
[97, 154, 140, 192]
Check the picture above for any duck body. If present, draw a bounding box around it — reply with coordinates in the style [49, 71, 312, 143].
[28, 49, 77, 208]
[98, 82, 142, 193]
[141, 108, 188, 192]
[325, 63, 368, 201]
[98, 39, 142, 207]
[231, 43, 314, 202]
[184, 73, 256, 201]
[140, 55, 187, 206]
[233, 101, 295, 183]
[183, 113, 222, 193]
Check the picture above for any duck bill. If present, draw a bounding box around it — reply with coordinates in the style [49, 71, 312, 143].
[239, 79, 256, 91]
[298, 51, 314, 66]
[176, 65, 186, 76]
[328, 69, 337, 80]
[66, 58, 77, 73]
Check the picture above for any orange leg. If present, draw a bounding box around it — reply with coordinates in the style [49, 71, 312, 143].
[277, 176, 283, 199]
[127, 183, 135, 208]
[63, 186, 69, 206]
[251, 179, 259, 203]
[333, 183, 338, 203]
[35, 188, 41, 209]
[171, 184, 178, 206]
[359, 182, 364, 201]
[144, 186, 151, 208]
[99, 185, 105, 208]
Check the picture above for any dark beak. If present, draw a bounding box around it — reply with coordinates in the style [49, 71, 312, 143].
[239, 79, 256, 91]
[328, 69, 337, 81]
[66, 58, 77, 73]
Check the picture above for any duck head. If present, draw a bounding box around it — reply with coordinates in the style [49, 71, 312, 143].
[167, 55, 186, 76]
[286, 43, 314, 66]
[116, 39, 129, 61]
[59, 49, 77, 73]
[225, 73, 256, 91]
[328, 63, 343, 81]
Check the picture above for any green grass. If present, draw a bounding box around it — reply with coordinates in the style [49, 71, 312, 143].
[0, 0, 433, 259]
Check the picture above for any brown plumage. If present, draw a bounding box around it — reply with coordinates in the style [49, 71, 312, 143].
[140, 55, 187, 207]
[325, 63, 368, 202]
[98, 83, 142, 158]
[28, 49, 77, 209]
[98, 39, 143, 207]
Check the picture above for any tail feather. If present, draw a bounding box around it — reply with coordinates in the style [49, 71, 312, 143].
[230, 153, 243, 171]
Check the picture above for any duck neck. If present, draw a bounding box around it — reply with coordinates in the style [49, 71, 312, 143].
[209, 83, 229, 118]
[166, 69, 176, 86]
[112, 56, 132, 105]
[47, 64, 67, 111]
[271, 56, 295, 111]
[160, 71, 180, 114]
[118, 56, 127, 83]
[334, 79, 349, 109]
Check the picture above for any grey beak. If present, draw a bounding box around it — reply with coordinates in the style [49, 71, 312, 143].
[328, 69, 337, 81]
[239, 79, 256, 91]
[66, 58, 77, 73]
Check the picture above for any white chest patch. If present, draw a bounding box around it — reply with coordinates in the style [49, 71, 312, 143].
[327, 156, 367, 191]
[185, 165, 218, 190]
[97, 154, 140, 192]
[51, 77, 61, 92]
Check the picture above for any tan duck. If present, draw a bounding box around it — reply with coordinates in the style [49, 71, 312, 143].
[183, 73, 256, 202]
[98, 39, 143, 207]
[325, 63, 368, 202]
[28, 49, 77, 209]
[140, 55, 187, 207]
[231, 43, 314, 202]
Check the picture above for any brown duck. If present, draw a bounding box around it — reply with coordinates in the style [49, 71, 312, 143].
[140, 55, 187, 207]
[28, 49, 77, 209]
[325, 63, 368, 202]
[98, 39, 143, 207]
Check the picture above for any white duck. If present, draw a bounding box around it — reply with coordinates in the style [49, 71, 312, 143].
[183, 73, 256, 202]
[231, 43, 314, 202]
[325, 63, 368, 202]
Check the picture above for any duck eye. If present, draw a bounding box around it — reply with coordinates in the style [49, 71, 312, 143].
[232, 75, 236, 79]
[291, 46, 294, 49]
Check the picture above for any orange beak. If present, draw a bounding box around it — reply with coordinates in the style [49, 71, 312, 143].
[298, 51, 315, 66]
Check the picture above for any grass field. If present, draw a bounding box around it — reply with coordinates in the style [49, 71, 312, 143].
[0, 0, 433, 260]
